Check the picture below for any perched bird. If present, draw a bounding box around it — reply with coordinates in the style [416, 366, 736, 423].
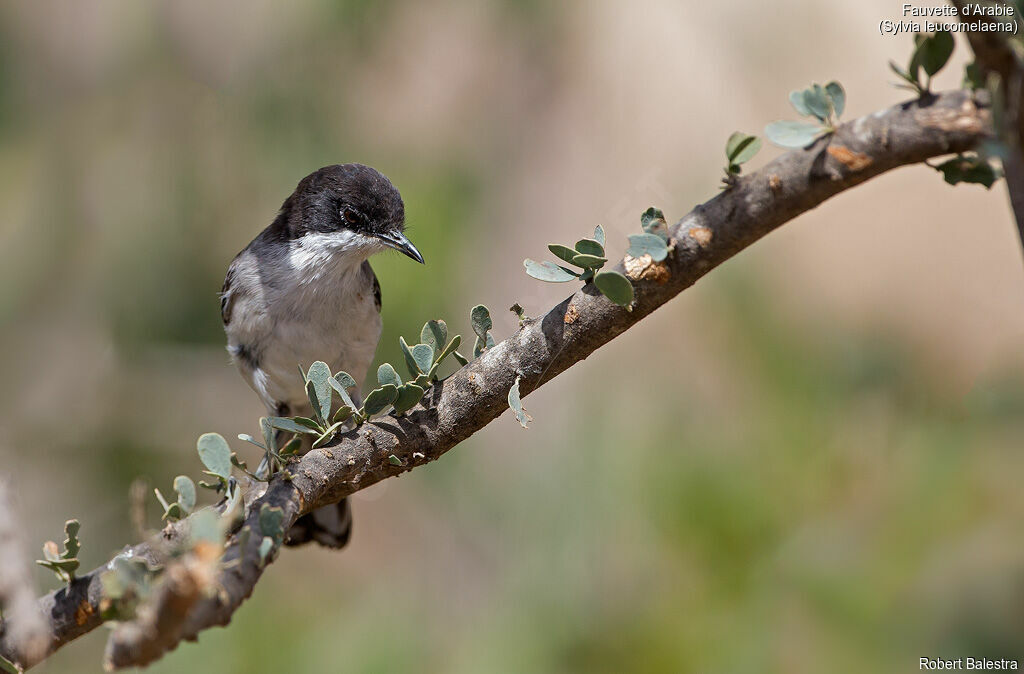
[220, 164, 423, 548]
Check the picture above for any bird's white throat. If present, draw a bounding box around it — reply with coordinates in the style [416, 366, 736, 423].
[287, 230, 380, 282]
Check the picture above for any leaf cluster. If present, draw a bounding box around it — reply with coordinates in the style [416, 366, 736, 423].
[154, 475, 196, 521]
[99, 555, 159, 621]
[256, 504, 285, 566]
[626, 208, 671, 263]
[890, 31, 954, 95]
[722, 132, 761, 185]
[933, 153, 999, 188]
[524, 224, 634, 307]
[765, 81, 845, 148]
[36, 519, 81, 586]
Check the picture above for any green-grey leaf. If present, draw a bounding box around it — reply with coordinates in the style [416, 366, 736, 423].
[237, 433, 266, 451]
[305, 380, 324, 424]
[412, 344, 434, 373]
[399, 336, 420, 379]
[935, 155, 997, 188]
[420, 320, 447, 351]
[163, 503, 183, 521]
[332, 404, 354, 424]
[570, 253, 607, 268]
[362, 384, 399, 416]
[452, 351, 469, 366]
[388, 454, 402, 466]
[640, 207, 669, 241]
[574, 238, 605, 257]
[258, 537, 274, 563]
[594, 270, 634, 307]
[472, 333, 497, 358]
[392, 383, 425, 415]
[306, 360, 331, 384]
[547, 244, 578, 263]
[736, 138, 760, 164]
[507, 377, 532, 428]
[173, 475, 196, 513]
[377, 362, 402, 387]
[918, 30, 954, 77]
[327, 376, 355, 410]
[825, 81, 845, 118]
[37, 558, 79, 574]
[435, 334, 462, 364]
[593, 225, 606, 247]
[789, 90, 810, 116]
[470, 304, 492, 338]
[909, 35, 926, 80]
[524, 259, 577, 282]
[764, 120, 826, 148]
[963, 62, 985, 90]
[332, 371, 357, 389]
[627, 233, 669, 261]
[280, 436, 302, 456]
[305, 361, 332, 423]
[259, 417, 276, 454]
[267, 417, 320, 435]
[197, 433, 232, 480]
[259, 504, 286, 542]
[189, 509, 222, 543]
[801, 84, 830, 122]
[889, 60, 918, 86]
[312, 421, 345, 448]
[154, 488, 172, 513]
[725, 132, 761, 164]
[641, 207, 665, 231]
[63, 520, 80, 559]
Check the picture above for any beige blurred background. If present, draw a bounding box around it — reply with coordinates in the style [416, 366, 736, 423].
[1, 1, 1023, 672]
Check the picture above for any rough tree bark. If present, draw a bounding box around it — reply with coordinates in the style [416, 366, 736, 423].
[0, 87, 996, 670]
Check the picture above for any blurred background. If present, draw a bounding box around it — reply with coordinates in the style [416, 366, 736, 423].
[2, 1, 1023, 672]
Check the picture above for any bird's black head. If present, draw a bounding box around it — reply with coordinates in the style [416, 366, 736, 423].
[273, 163, 423, 263]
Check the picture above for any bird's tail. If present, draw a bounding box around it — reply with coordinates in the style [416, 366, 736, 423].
[260, 425, 353, 549]
[285, 499, 352, 549]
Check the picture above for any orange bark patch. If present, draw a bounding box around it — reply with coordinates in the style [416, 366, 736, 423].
[827, 146, 873, 171]
[768, 174, 782, 192]
[76, 599, 93, 626]
[687, 226, 713, 247]
[564, 303, 579, 324]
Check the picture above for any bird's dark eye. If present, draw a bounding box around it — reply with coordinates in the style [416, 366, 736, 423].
[341, 208, 360, 225]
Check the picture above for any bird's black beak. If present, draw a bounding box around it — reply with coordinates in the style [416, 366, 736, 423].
[376, 230, 424, 264]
